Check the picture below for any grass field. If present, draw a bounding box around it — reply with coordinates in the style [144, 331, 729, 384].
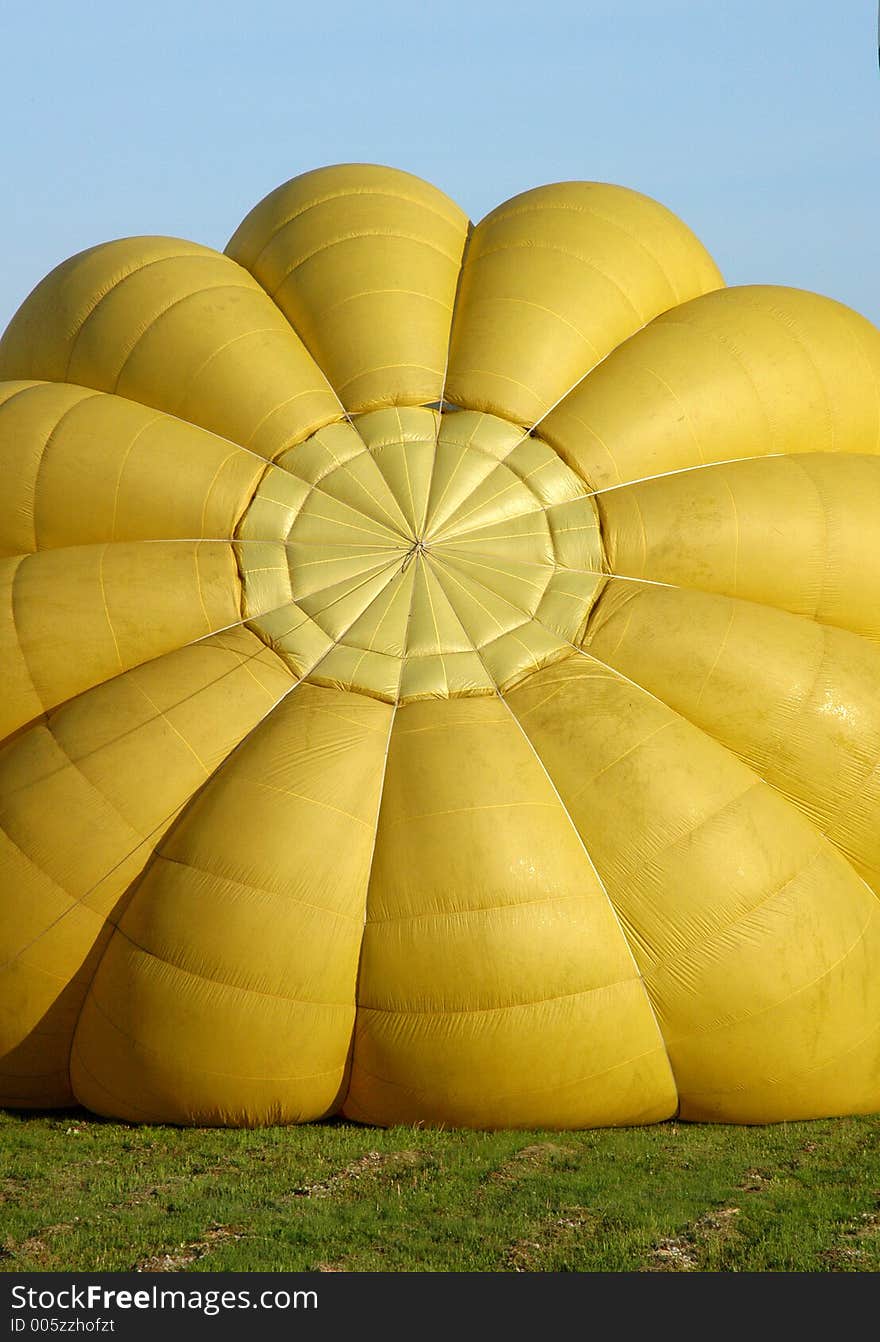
[1, 1109, 878, 1273]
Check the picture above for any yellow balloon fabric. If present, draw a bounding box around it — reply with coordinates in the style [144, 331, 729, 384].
[1, 163, 879, 1128]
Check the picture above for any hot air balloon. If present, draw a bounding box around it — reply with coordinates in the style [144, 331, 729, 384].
[1, 164, 879, 1128]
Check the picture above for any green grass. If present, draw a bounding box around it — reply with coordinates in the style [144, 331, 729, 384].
[1, 1109, 878, 1272]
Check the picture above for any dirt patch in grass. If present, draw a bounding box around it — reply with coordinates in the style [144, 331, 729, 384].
[738, 1168, 773, 1192]
[4, 1220, 78, 1268]
[0, 1177, 29, 1204]
[645, 1205, 742, 1272]
[822, 1209, 880, 1269]
[313, 1257, 353, 1272]
[647, 1237, 698, 1271]
[488, 1142, 570, 1185]
[506, 1208, 600, 1271]
[12, 1225, 74, 1267]
[135, 1225, 246, 1272]
[289, 1148, 429, 1199]
[114, 1162, 230, 1210]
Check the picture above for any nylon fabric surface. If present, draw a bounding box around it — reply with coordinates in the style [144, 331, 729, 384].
[1, 163, 879, 1128]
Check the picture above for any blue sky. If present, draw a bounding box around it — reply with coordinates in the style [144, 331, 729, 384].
[3, 2, 879, 327]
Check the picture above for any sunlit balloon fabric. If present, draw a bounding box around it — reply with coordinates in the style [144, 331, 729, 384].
[2, 164, 880, 1129]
